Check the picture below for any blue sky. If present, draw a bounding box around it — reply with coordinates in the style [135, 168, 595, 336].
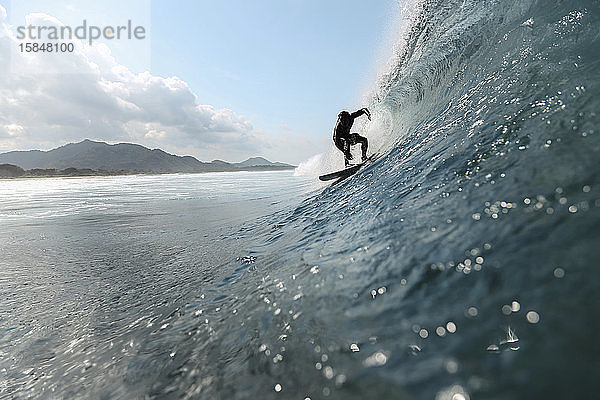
[150, 1, 397, 140]
[1, 0, 398, 163]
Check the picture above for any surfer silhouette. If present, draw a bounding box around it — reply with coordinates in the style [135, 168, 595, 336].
[333, 108, 371, 166]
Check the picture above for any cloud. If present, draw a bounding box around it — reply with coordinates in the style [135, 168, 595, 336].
[0, 7, 287, 162]
[0, 124, 25, 138]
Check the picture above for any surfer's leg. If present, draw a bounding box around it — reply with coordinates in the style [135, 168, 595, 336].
[343, 140, 352, 166]
[352, 133, 368, 161]
[335, 137, 352, 166]
[340, 137, 352, 161]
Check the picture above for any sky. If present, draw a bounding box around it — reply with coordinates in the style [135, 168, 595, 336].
[0, 0, 398, 163]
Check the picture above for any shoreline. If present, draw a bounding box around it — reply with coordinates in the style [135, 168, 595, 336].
[0, 165, 296, 180]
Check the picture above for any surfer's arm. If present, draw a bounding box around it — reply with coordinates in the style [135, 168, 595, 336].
[351, 108, 372, 121]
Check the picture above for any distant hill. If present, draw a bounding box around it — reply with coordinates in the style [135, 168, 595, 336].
[0, 164, 25, 177]
[236, 157, 287, 167]
[0, 140, 294, 176]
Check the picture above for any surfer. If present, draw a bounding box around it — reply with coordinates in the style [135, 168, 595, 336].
[333, 108, 371, 166]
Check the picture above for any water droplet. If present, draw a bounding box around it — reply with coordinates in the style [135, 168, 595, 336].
[446, 322, 457, 333]
[553, 268, 565, 278]
[486, 344, 499, 352]
[408, 344, 421, 355]
[511, 301, 520, 312]
[435, 384, 470, 400]
[364, 351, 388, 367]
[526, 311, 540, 323]
[445, 359, 459, 374]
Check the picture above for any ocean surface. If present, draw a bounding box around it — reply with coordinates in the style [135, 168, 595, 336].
[2, 0, 600, 399]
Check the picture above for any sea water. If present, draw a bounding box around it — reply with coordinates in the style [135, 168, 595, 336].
[0, 172, 313, 398]
[2, 0, 600, 398]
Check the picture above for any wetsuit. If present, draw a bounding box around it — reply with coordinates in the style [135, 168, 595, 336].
[333, 108, 369, 166]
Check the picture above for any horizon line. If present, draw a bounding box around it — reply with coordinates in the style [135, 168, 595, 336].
[0, 138, 295, 166]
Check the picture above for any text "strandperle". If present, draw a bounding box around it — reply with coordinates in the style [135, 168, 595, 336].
[16, 20, 146, 45]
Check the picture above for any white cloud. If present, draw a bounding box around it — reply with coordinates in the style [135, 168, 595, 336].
[1, 123, 25, 138]
[0, 7, 314, 163]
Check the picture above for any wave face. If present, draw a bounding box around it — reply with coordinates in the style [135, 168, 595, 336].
[212, 1, 600, 398]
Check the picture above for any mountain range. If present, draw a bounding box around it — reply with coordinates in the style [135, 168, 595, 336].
[0, 140, 294, 176]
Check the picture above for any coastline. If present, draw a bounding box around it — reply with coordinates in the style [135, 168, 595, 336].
[0, 164, 296, 180]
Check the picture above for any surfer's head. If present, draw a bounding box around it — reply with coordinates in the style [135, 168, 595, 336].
[338, 111, 351, 125]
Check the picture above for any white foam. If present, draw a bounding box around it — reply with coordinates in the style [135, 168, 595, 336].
[293, 150, 347, 178]
[293, 153, 324, 177]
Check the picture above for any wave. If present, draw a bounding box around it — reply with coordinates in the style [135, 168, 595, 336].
[247, 0, 600, 398]
[54, 1, 595, 399]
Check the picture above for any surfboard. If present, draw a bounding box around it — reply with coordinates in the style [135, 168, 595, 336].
[319, 164, 361, 181]
[318, 153, 379, 182]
